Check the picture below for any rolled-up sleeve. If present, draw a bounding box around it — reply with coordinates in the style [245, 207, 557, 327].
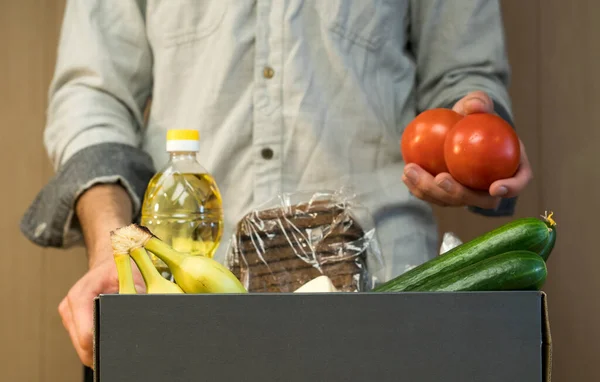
[20, 0, 155, 248]
[408, 0, 517, 217]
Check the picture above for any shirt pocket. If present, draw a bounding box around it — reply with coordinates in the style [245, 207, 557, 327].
[314, 0, 395, 51]
[147, 0, 228, 48]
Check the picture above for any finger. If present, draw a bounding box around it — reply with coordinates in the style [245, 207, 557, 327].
[403, 164, 463, 207]
[70, 289, 96, 367]
[66, 272, 104, 368]
[489, 140, 533, 198]
[403, 174, 449, 206]
[434, 173, 502, 210]
[452, 91, 494, 116]
[69, 302, 93, 367]
[58, 297, 73, 340]
[59, 294, 92, 367]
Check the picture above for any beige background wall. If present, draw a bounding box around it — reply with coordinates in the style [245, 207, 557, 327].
[0, 1, 596, 381]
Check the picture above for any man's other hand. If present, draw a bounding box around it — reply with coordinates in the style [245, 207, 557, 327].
[402, 91, 533, 209]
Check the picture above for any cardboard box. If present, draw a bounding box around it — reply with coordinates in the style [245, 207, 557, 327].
[93, 291, 551, 382]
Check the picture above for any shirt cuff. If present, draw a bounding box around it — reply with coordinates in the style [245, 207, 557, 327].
[444, 98, 518, 217]
[20, 143, 156, 248]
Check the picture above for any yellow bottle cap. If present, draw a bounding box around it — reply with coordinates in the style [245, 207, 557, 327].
[167, 129, 200, 141]
[166, 129, 200, 152]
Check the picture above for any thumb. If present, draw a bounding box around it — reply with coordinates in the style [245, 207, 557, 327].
[452, 91, 494, 116]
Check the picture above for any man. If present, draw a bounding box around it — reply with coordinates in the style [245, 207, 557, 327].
[20, 0, 532, 379]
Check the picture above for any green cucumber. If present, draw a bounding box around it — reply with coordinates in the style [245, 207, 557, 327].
[414, 250, 547, 292]
[373, 216, 554, 292]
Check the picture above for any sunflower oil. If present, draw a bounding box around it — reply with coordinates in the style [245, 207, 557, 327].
[140, 129, 224, 279]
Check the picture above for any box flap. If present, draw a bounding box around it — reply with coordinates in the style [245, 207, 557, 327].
[541, 292, 553, 382]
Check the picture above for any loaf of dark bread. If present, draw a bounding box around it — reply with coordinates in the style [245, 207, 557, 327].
[227, 200, 369, 292]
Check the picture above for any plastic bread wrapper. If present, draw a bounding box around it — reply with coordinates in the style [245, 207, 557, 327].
[439, 232, 463, 255]
[225, 187, 385, 293]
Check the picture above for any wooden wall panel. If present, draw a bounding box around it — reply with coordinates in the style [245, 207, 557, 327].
[0, 0, 85, 381]
[539, 1, 600, 381]
[0, 1, 46, 380]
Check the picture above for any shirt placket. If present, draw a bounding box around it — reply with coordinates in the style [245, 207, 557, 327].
[253, 0, 284, 205]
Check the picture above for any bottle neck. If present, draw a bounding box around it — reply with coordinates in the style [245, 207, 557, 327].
[169, 151, 197, 162]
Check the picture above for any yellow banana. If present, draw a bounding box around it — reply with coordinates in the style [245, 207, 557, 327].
[111, 229, 184, 294]
[112, 224, 247, 294]
[130, 246, 184, 294]
[113, 252, 137, 294]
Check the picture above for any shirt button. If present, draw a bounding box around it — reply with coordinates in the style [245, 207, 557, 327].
[261, 147, 274, 160]
[263, 66, 275, 79]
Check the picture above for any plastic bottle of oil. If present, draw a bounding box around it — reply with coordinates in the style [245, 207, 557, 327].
[140, 129, 224, 280]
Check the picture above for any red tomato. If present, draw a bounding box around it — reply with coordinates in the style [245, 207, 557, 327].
[444, 113, 520, 190]
[401, 108, 464, 175]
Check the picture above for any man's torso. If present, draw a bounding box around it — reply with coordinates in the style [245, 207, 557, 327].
[133, 0, 437, 280]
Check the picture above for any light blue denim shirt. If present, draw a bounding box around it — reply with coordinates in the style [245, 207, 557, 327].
[21, 0, 516, 282]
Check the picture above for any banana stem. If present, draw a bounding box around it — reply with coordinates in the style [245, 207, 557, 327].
[130, 247, 166, 287]
[114, 253, 137, 294]
[541, 211, 557, 227]
[144, 236, 187, 269]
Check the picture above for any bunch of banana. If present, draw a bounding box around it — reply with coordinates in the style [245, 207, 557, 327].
[111, 229, 183, 294]
[111, 224, 248, 294]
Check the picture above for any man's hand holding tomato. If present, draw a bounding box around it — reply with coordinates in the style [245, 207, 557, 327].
[401, 91, 533, 210]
